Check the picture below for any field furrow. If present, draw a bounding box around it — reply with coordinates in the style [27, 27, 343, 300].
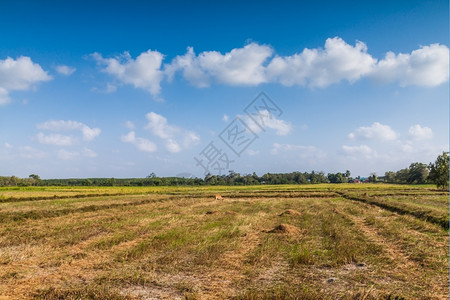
[0, 184, 448, 299]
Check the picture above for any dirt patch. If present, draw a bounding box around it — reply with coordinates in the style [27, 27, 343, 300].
[279, 209, 301, 216]
[265, 224, 302, 235]
[121, 284, 183, 300]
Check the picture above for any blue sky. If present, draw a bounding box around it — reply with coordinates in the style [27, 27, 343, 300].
[0, 0, 448, 179]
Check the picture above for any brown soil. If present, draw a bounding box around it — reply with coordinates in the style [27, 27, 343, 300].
[265, 224, 302, 235]
[279, 209, 301, 216]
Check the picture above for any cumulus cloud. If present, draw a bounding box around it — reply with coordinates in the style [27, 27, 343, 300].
[341, 145, 377, 159]
[348, 122, 398, 141]
[0, 56, 52, 105]
[267, 37, 376, 87]
[145, 112, 199, 153]
[166, 139, 181, 153]
[408, 124, 433, 140]
[37, 120, 101, 141]
[82, 147, 97, 158]
[121, 131, 136, 143]
[370, 44, 449, 87]
[166, 43, 273, 87]
[145, 112, 175, 139]
[92, 50, 164, 98]
[242, 110, 292, 136]
[36, 132, 76, 146]
[91, 38, 448, 97]
[121, 131, 157, 153]
[55, 65, 76, 76]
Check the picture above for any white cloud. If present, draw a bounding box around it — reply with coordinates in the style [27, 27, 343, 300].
[222, 114, 229, 122]
[104, 83, 117, 93]
[19, 146, 46, 159]
[247, 149, 259, 156]
[397, 140, 447, 158]
[91, 83, 117, 94]
[90, 38, 448, 97]
[267, 37, 376, 87]
[348, 122, 398, 141]
[370, 44, 449, 87]
[37, 120, 101, 141]
[270, 143, 326, 159]
[134, 138, 157, 153]
[121, 131, 157, 153]
[166, 43, 273, 87]
[36, 132, 76, 146]
[166, 139, 181, 153]
[125, 121, 135, 130]
[121, 131, 136, 143]
[341, 145, 377, 159]
[1, 144, 46, 160]
[0, 56, 52, 105]
[55, 65, 76, 76]
[82, 147, 97, 158]
[145, 112, 199, 152]
[0, 87, 10, 105]
[54, 147, 97, 160]
[81, 126, 101, 141]
[92, 50, 164, 98]
[57, 149, 79, 160]
[242, 110, 292, 136]
[145, 112, 175, 139]
[408, 124, 433, 140]
[182, 131, 200, 147]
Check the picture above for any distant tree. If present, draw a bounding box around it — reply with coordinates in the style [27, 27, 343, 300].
[106, 178, 116, 186]
[147, 172, 156, 178]
[384, 171, 395, 183]
[28, 174, 41, 186]
[29, 174, 41, 181]
[428, 152, 449, 190]
[327, 172, 346, 183]
[395, 168, 409, 184]
[407, 162, 429, 184]
[345, 170, 351, 179]
[310, 171, 329, 184]
[368, 173, 378, 183]
[9, 176, 20, 186]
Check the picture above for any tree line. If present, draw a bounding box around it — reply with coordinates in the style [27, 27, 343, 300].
[0, 152, 448, 189]
[383, 152, 449, 189]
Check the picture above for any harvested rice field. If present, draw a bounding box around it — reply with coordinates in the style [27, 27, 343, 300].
[0, 184, 448, 299]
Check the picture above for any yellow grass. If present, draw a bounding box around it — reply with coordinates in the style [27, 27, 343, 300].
[0, 184, 448, 299]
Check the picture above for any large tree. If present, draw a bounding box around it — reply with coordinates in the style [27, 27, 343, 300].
[407, 162, 429, 184]
[428, 152, 449, 190]
[384, 171, 395, 183]
[395, 168, 409, 184]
